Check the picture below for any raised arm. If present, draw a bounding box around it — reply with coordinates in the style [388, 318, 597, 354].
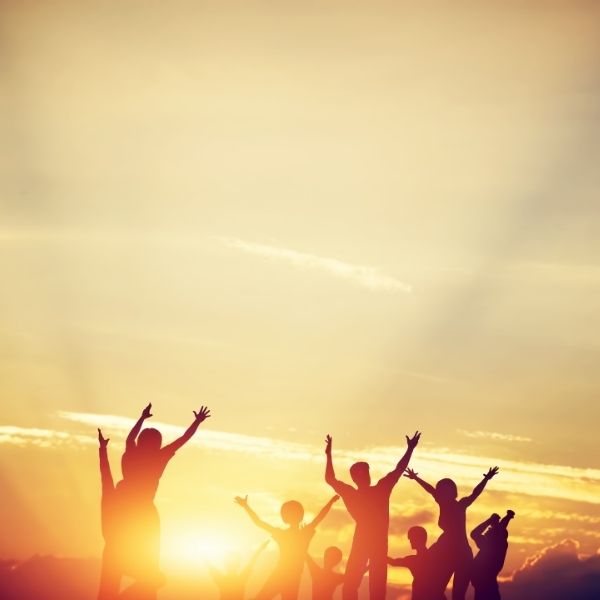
[379, 431, 421, 487]
[463, 467, 499, 506]
[234, 495, 277, 534]
[98, 429, 114, 493]
[324, 435, 354, 496]
[403, 468, 436, 497]
[126, 403, 153, 449]
[470, 513, 499, 549]
[306, 554, 320, 578]
[163, 406, 211, 454]
[241, 540, 269, 579]
[308, 495, 340, 529]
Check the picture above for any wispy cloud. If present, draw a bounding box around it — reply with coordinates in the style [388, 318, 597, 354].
[458, 429, 533, 443]
[217, 237, 412, 292]
[4, 412, 599, 506]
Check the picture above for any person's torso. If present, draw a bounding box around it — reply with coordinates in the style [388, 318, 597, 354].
[120, 447, 169, 500]
[345, 484, 391, 538]
[437, 499, 467, 541]
[273, 527, 314, 574]
[313, 569, 344, 600]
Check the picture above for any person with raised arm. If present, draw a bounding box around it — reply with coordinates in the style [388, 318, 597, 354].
[404, 466, 499, 600]
[234, 494, 339, 600]
[324, 431, 421, 600]
[470, 510, 515, 600]
[306, 546, 346, 600]
[207, 540, 269, 600]
[387, 525, 447, 600]
[97, 404, 211, 600]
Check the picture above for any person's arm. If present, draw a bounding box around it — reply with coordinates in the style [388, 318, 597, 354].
[462, 467, 499, 507]
[470, 513, 499, 549]
[403, 468, 436, 497]
[126, 403, 153, 449]
[307, 495, 340, 529]
[387, 556, 409, 567]
[234, 495, 277, 534]
[98, 429, 114, 494]
[324, 435, 354, 496]
[378, 431, 421, 487]
[241, 540, 269, 579]
[162, 406, 211, 454]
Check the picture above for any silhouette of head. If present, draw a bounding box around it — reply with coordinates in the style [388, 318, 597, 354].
[350, 462, 371, 488]
[407, 526, 428, 551]
[138, 428, 162, 451]
[280, 500, 304, 526]
[323, 546, 343, 570]
[435, 478, 458, 501]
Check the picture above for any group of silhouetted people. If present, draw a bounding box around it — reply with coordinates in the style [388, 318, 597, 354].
[96, 405, 514, 600]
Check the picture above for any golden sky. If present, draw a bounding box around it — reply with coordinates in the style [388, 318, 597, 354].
[1, 0, 599, 595]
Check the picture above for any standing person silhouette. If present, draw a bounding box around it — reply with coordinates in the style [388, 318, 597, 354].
[404, 466, 499, 600]
[306, 546, 345, 600]
[234, 494, 339, 600]
[387, 526, 447, 600]
[470, 510, 514, 600]
[324, 431, 421, 600]
[97, 404, 211, 600]
[207, 540, 269, 600]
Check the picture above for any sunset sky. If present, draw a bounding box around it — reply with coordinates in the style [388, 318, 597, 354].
[1, 1, 599, 597]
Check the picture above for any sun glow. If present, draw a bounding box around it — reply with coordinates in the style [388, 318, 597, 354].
[162, 528, 236, 571]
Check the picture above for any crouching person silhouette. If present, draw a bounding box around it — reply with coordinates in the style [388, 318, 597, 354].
[387, 526, 447, 600]
[97, 403, 211, 600]
[470, 511, 515, 600]
[404, 466, 499, 600]
[207, 540, 269, 600]
[324, 431, 421, 600]
[234, 494, 339, 600]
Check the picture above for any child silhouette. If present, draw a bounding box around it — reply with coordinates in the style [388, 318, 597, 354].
[306, 546, 348, 600]
[234, 494, 339, 600]
[208, 540, 269, 600]
[404, 466, 499, 600]
[388, 525, 447, 600]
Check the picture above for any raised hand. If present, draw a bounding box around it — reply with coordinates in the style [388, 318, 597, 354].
[325, 434, 332, 455]
[406, 431, 421, 449]
[194, 406, 211, 423]
[98, 428, 109, 448]
[141, 403, 153, 420]
[484, 466, 499, 480]
[404, 467, 418, 480]
[234, 495, 249, 508]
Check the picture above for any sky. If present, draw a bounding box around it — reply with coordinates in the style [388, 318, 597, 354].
[1, 0, 599, 598]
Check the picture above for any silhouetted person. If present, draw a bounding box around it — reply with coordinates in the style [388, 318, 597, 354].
[208, 540, 269, 600]
[404, 466, 499, 600]
[234, 494, 339, 600]
[387, 526, 447, 600]
[97, 404, 211, 600]
[324, 431, 421, 600]
[470, 510, 514, 600]
[306, 546, 345, 600]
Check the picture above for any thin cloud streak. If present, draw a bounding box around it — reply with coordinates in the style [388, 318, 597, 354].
[3, 413, 598, 505]
[217, 237, 412, 292]
[458, 429, 533, 443]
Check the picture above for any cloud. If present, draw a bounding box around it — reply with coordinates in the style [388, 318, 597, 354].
[3, 412, 599, 506]
[457, 429, 533, 443]
[389, 509, 435, 535]
[216, 237, 412, 292]
[501, 539, 600, 600]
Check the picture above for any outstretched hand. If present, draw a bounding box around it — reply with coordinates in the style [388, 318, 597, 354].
[329, 494, 340, 505]
[406, 431, 421, 449]
[141, 403, 153, 420]
[234, 495, 249, 508]
[325, 434, 332, 455]
[484, 466, 499, 480]
[194, 406, 211, 423]
[98, 428, 109, 448]
[404, 467, 418, 480]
